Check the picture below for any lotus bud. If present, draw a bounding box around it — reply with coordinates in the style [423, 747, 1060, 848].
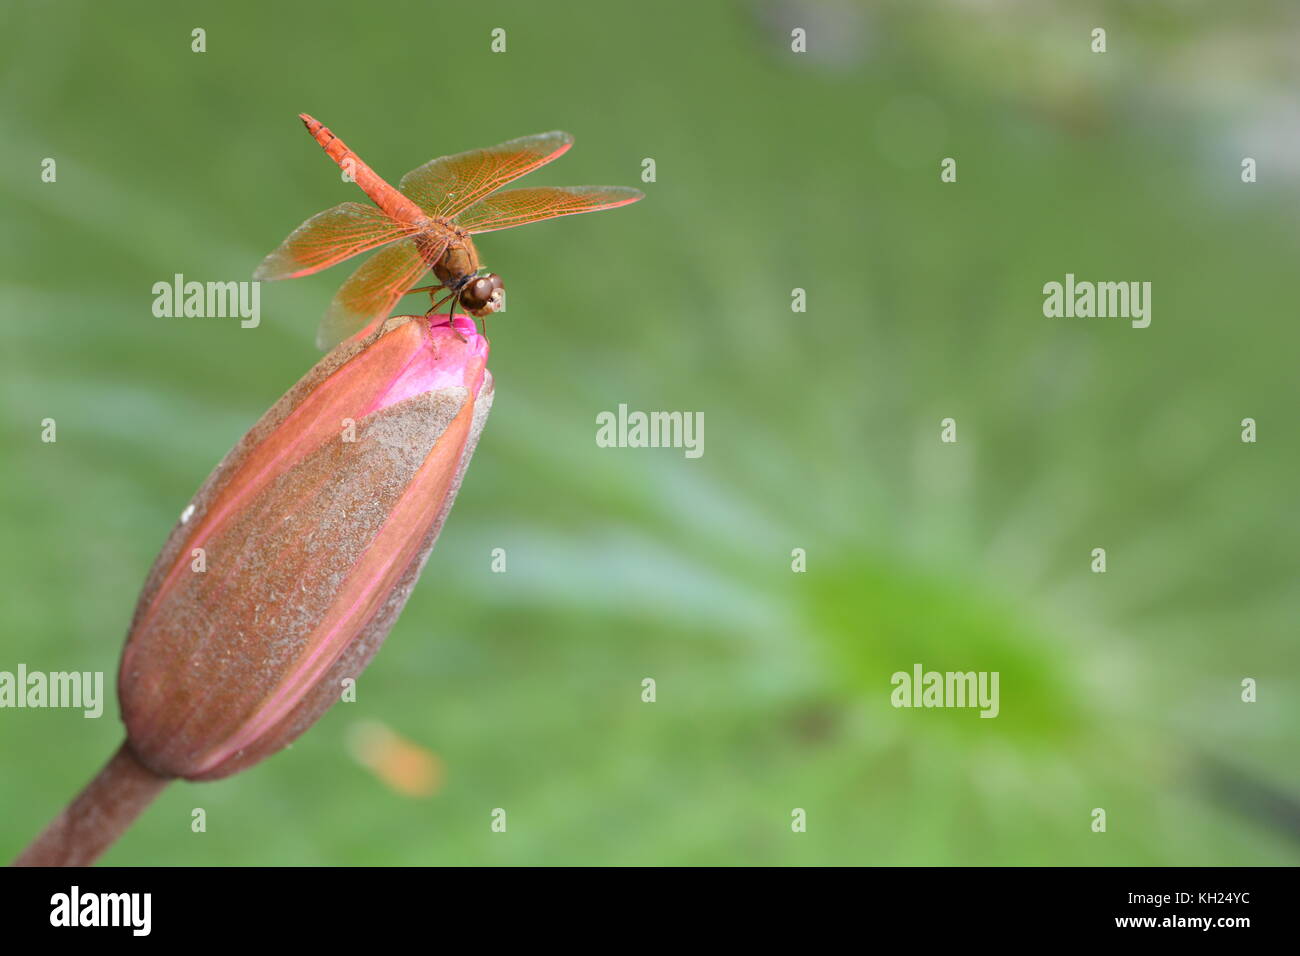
[15, 314, 491, 865]
[122, 313, 491, 779]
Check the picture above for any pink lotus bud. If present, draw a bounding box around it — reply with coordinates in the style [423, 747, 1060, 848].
[119, 314, 491, 780]
[15, 314, 491, 866]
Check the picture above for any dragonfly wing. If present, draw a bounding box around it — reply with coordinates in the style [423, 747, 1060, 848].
[398, 131, 573, 219]
[315, 237, 445, 350]
[455, 185, 644, 235]
[254, 202, 423, 281]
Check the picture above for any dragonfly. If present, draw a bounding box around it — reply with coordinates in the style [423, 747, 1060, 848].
[255, 114, 644, 348]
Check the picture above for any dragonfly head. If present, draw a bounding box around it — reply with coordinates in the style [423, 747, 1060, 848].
[461, 273, 505, 318]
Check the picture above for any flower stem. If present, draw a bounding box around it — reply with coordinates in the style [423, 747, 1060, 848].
[12, 741, 170, 867]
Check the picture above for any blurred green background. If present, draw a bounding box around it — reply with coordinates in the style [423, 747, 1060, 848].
[2, 0, 1297, 865]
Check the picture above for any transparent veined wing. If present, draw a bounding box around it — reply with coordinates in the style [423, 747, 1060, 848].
[398, 131, 573, 219]
[254, 203, 424, 281]
[454, 185, 644, 235]
[315, 236, 446, 350]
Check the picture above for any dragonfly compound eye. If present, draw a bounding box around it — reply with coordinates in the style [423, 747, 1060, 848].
[461, 275, 504, 317]
[462, 277, 494, 309]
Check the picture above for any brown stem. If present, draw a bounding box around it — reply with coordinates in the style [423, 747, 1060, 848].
[12, 741, 170, 867]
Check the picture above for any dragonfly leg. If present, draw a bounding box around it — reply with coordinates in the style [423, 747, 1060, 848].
[446, 292, 466, 342]
[425, 291, 454, 316]
[424, 291, 466, 342]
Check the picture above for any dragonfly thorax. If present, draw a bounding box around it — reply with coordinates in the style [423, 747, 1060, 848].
[432, 240, 480, 289]
[431, 238, 503, 317]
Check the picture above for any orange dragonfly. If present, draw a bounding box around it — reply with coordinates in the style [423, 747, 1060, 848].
[255, 114, 643, 348]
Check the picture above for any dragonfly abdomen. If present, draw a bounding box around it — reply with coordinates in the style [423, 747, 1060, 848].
[299, 113, 427, 225]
